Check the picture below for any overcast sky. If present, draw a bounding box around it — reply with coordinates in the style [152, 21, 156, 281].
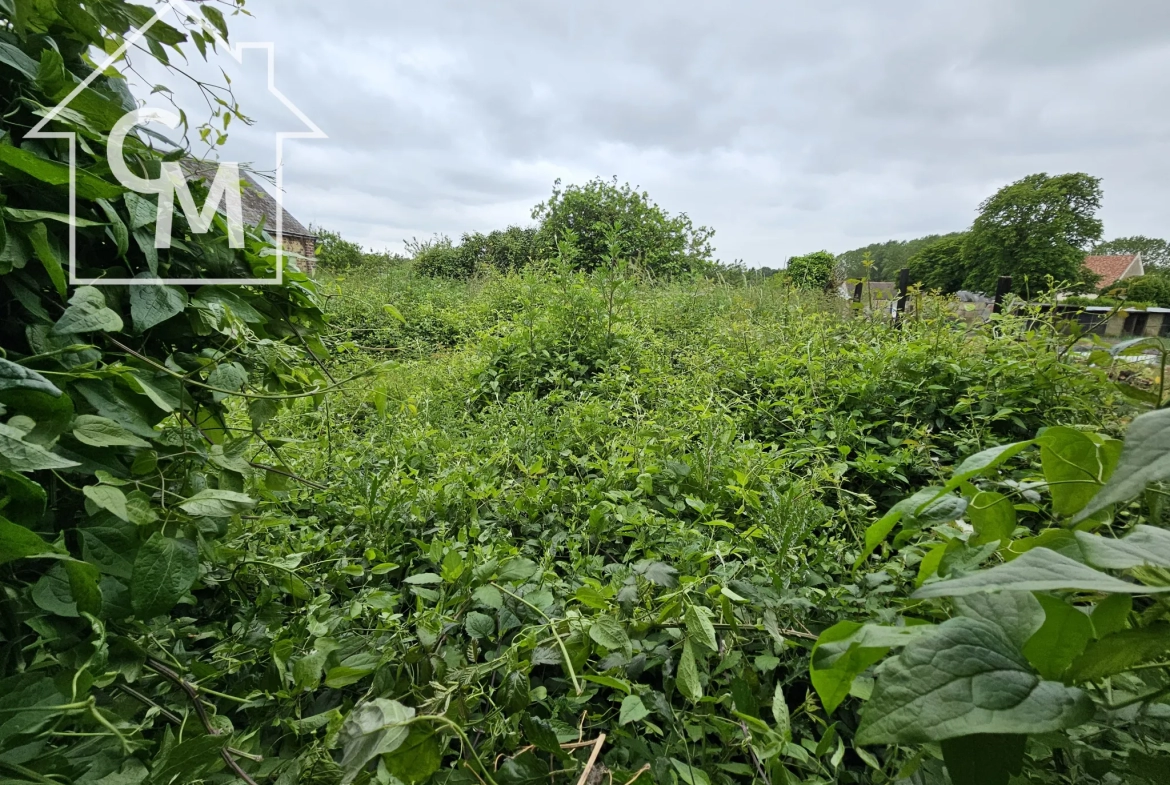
[131, 0, 1170, 266]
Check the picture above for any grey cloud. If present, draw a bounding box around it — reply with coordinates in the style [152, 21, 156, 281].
[127, 0, 1170, 263]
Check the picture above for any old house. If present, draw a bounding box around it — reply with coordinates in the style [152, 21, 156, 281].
[182, 161, 319, 274]
[1084, 253, 1144, 289]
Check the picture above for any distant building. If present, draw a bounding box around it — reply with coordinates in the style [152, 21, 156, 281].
[182, 161, 319, 274]
[1084, 253, 1144, 289]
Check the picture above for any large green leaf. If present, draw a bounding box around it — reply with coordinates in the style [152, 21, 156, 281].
[130, 280, 187, 331]
[52, 286, 124, 334]
[178, 488, 256, 518]
[0, 515, 56, 565]
[811, 621, 933, 715]
[25, 221, 65, 297]
[1075, 409, 1170, 523]
[73, 414, 150, 448]
[589, 616, 632, 655]
[1069, 625, 1170, 682]
[0, 143, 124, 200]
[676, 639, 703, 702]
[130, 533, 198, 618]
[856, 617, 1094, 744]
[1021, 595, 1093, 680]
[337, 698, 415, 784]
[1038, 427, 1121, 519]
[0, 357, 61, 397]
[967, 491, 1017, 547]
[381, 725, 442, 784]
[914, 547, 1167, 598]
[83, 484, 129, 521]
[684, 604, 718, 653]
[1076, 526, 1170, 570]
[952, 592, 1044, 651]
[0, 421, 79, 471]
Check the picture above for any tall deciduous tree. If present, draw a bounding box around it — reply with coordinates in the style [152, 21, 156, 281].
[963, 173, 1103, 295]
[907, 234, 969, 293]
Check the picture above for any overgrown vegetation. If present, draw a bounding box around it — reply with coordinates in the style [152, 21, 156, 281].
[3, 4, 1170, 785]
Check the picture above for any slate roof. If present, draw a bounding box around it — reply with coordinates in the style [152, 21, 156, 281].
[180, 160, 315, 239]
[1084, 254, 1139, 288]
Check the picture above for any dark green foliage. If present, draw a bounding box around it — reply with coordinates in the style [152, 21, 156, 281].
[532, 176, 715, 275]
[963, 173, 1104, 295]
[838, 233, 965, 281]
[1108, 274, 1170, 307]
[409, 234, 473, 278]
[458, 225, 538, 273]
[907, 233, 969, 293]
[1092, 235, 1170, 269]
[785, 250, 836, 291]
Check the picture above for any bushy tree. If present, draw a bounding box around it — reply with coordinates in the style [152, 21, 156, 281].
[409, 234, 473, 278]
[1092, 235, 1170, 269]
[1110, 274, 1170, 307]
[907, 234, 969, 293]
[963, 173, 1103, 294]
[532, 177, 715, 275]
[459, 226, 537, 273]
[786, 251, 837, 291]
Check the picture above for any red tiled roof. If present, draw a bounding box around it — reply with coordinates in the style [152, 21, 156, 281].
[1084, 255, 1138, 288]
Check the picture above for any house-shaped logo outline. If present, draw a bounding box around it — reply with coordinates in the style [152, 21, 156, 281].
[26, 0, 326, 286]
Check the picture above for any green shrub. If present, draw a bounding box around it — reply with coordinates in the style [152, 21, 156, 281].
[907, 233, 969, 293]
[785, 250, 837, 290]
[1108, 274, 1170, 307]
[532, 176, 715, 275]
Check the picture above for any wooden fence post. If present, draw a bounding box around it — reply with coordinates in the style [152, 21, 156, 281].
[896, 267, 910, 323]
[992, 276, 1013, 315]
[853, 281, 863, 303]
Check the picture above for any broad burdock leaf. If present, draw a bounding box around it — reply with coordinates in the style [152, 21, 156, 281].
[73, 415, 150, 448]
[497, 752, 550, 785]
[1074, 409, 1170, 523]
[0, 516, 56, 565]
[914, 547, 1169, 598]
[207, 361, 248, 402]
[80, 526, 138, 578]
[178, 488, 255, 518]
[403, 572, 442, 585]
[589, 616, 632, 655]
[619, 694, 650, 725]
[337, 699, 415, 784]
[953, 592, 1045, 651]
[130, 280, 187, 331]
[856, 617, 1094, 745]
[0, 422, 79, 471]
[0, 357, 60, 396]
[676, 639, 703, 702]
[1076, 526, 1170, 570]
[1038, 427, 1121, 519]
[1069, 625, 1170, 682]
[51, 286, 123, 334]
[685, 604, 718, 653]
[520, 714, 564, 755]
[65, 560, 102, 616]
[130, 533, 198, 618]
